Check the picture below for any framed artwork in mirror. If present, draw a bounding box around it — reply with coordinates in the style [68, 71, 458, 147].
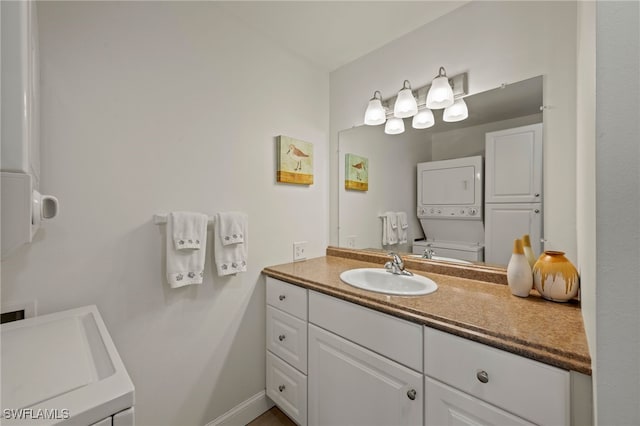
[345, 153, 368, 191]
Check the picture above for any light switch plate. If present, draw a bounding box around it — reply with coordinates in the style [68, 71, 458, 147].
[346, 235, 356, 248]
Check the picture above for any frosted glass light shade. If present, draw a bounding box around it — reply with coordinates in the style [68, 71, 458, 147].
[364, 97, 386, 125]
[385, 117, 405, 134]
[443, 98, 469, 122]
[394, 87, 418, 118]
[426, 76, 454, 109]
[412, 109, 435, 129]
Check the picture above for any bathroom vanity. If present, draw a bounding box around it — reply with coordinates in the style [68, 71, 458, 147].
[263, 248, 591, 426]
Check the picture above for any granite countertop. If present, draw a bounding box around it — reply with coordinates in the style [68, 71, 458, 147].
[262, 247, 591, 375]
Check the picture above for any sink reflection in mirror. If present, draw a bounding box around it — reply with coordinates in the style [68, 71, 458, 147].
[339, 268, 438, 296]
[337, 76, 546, 268]
[406, 254, 472, 265]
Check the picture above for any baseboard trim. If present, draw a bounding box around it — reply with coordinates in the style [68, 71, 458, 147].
[205, 390, 274, 426]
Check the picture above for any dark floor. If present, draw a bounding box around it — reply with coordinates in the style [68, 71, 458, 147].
[247, 406, 296, 426]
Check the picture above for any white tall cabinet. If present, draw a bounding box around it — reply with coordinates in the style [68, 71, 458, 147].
[485, 123, 543, 265]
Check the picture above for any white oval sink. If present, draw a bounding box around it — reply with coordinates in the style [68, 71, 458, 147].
[407, 254, 472, 265]
[339, 268, 437, 296]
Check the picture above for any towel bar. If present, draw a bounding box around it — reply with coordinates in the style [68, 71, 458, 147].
[153, 213, 216, 225]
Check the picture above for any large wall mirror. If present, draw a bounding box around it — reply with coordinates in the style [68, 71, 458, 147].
[337, 75, 543, 268]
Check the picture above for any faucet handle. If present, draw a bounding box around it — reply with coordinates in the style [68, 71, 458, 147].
[387, 252, 401, 262]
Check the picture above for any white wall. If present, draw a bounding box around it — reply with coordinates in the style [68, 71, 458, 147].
[338, 125, 431, 251]
[575, 0, 597, 415]
[1, 2, 329, 425]
[330, 1, 578, 263]
[594, 2, 640, 424]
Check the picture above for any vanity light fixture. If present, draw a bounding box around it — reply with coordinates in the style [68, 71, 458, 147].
[443, 98, 469, 122]
[393, 80, 418, 118]
[363, 68, 467, 134]
[412, 107, 435, 129]
[426, 67, 455, 109]
[384, 116, 405, 135]
[364, 91, 386, 126]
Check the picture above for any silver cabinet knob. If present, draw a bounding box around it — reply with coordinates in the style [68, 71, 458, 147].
[534, 209, 540, 214]
[407, 389, 417, 400]
[278, 334, 286, 342]
[278, 385, 286, 392]
[278, 294, 286, 301]
[476, 370, 489, 383]
[535, 193, 540, 197]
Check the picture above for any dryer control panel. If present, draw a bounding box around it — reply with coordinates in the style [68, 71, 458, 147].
[418, 206, 480, 219]
[417, 156, 483, 221]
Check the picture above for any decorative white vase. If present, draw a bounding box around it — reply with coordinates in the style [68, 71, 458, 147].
[522, 234, 536, 268]
[507, 239, 533, 297]
[533, 251, 580, 302]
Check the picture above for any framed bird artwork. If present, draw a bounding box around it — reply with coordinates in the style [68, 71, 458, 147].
[345, 153, 368, 191]
[276, 135, 314, 185]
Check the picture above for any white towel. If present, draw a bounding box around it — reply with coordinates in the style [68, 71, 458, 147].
[397, 211, 408, 244]
[382, 211, 398, 245]
[218, 212, 246, 245]
[171, 211, 208, 250]
[214, 212, 248, 276]
[166, 212, 208, 288]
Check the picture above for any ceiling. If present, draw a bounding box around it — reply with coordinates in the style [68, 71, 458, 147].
[216, 1, 470, 71]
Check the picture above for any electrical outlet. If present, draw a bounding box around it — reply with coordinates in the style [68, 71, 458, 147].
[346, 235, 356, 248]
[293, 241, 307, 261]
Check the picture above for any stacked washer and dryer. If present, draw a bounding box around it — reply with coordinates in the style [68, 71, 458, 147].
[414, 156, 485, 262]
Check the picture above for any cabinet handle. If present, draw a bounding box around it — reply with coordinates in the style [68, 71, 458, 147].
[476, 370, 489, 383]
[534, 209, 540, 214]
[535, 193, 540, 197]
[278, 385, 286, 392]
[278, 334, 286, 341]
[278, 295, 286, 301]
[406, 389, 417, 400]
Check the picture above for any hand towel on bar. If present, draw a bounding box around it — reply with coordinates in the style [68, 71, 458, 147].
[214, 212, 248, 276]
[381, 215, 389, 245]
[218, 212, 246, 246]
[389, 212, 398, 230]
[382, 211, 398, 245]
[397, 211, 408, 244]
[166, 212, 208, 288]
[171, 211, 208, 250]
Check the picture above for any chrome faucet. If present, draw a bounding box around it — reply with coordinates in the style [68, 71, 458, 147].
[422, 247, 436, 259]
[384, 252, 413, 276]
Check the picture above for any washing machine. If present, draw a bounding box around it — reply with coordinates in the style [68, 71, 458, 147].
[412, 240, 484, 262]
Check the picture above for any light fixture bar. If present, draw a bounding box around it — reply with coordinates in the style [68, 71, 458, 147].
[379, 72, 468, 119]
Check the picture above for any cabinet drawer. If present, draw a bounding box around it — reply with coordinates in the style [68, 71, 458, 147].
[309, 291, 422, 372]
[267, 277, 308, 320]
[267, 306, 308, 373]
[426, 377, 534, 426]
[267, 351, 307, 426]
[425, 327, 569, 425]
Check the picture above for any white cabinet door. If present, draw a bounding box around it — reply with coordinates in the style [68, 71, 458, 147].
[484, 203, 542, 265]
[486, 123, 542, 203]
[308, 324, 423, 426]
[426, 378, 535, 426]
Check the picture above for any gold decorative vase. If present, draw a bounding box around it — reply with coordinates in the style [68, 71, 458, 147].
[532, 251, 579, 302]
